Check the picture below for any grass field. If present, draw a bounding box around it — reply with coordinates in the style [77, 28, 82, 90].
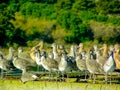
[0, 78, 120, 90]
[0, 70, 120, 90]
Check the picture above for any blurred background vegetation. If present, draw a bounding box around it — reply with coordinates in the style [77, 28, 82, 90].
[0, 0, 120, 48]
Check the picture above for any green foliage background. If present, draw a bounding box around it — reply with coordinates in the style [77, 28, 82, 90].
[0, 0, 120, 47]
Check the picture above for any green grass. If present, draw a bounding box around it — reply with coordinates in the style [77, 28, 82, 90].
[1, 69, 120, 90]
[0, 79, 120, 90]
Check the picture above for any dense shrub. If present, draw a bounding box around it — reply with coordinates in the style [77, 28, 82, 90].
[0, 0, 120, 47]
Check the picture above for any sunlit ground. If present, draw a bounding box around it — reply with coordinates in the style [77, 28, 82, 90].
[0, 79, 120, 90]
[0, 71, 120, 90]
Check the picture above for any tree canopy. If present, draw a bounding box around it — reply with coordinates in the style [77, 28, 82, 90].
[0, 0, 120, 47]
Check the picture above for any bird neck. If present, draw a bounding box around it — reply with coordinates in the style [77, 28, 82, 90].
[52, 47, 58, 59]
[53, 46, 58, 53]
[113, 51, 119, 61]
[41, 55, 45, 61]
[79, 46, 84, 53]
[103, 47, 108, 58]
[7, 51, 14, 60]
[22, 69, 27, 75]
[35, 52, 41, 64]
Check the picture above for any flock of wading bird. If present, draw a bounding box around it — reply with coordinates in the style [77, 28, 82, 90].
[0, 41, 120, 84]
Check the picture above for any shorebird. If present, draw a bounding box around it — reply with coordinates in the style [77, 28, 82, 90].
[58, 52, 72, 80]
[96, 50, 106, 69]
[67, 45, 77, 71]
[40, 51, 59, 80]
[103, 50, 116, 84]
[0, 54, 13, 71]
[75, 52, 87, 81]
[0, 47, 15, 78]
[40, 51, 59, 71]
[85, 51, 103, 84]
[2, 47, 15, 76]
[96, 44, 115, 70]
[0, 54, 14, 78]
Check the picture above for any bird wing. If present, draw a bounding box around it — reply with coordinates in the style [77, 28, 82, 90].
[77, 60, 86, 70]
[46, 58, 58, 69]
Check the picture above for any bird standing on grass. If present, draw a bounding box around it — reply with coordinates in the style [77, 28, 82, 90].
[0, 47, 15, 78]
[103, 51, 116, 84]
[75, 52, 87, 81]
[58, 52, 73, 81]
[0, 54, 14, 71]
[86, 51, 103, 84]
[39, 51, 59, 81]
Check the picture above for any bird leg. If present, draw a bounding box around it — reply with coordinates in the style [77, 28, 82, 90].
[92, 73, 96, 84]
[89, 73, 92, 79]
[48, 71, 51, 81]
[104, 72, 108, 84]
[62, 72, 64, 81]
[37, 65, 40, 72]
[84, 70, 87, 81]
[55, 71, 59, 82]
[0, 69, 4, 79]
[109, 72, 112, 84]
[66, 72, 69, 82]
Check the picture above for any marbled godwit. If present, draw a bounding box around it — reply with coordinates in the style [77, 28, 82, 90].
[75, 52, 87, 81]
[40, 51, 59, 80]
[86, 51, 103, 84]
[103, 51, 116, 84]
